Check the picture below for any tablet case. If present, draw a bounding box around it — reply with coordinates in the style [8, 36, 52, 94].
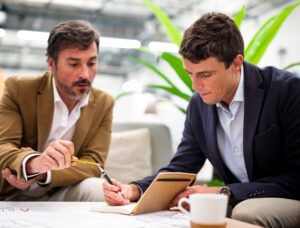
[132, 172, 197, 215]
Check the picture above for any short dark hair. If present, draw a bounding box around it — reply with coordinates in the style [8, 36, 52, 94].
[47, 20, 100, 63]
[179, 12, 244, 68]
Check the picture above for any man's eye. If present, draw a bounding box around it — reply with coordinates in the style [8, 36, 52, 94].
[69, 63, 78, 67]
[88, 62, 96, 67]
[198, 73, 212, 78]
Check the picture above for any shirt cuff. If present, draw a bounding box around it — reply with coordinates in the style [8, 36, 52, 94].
[22, 153, 52, 185]
[22, 153, 41, 181]
[37, 171, 52, 185]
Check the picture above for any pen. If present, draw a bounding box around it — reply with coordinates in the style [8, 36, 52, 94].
[72, 159, 115, 186]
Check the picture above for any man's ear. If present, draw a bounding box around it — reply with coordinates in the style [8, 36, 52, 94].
[47, 57, 55, 74]
[232, 54, 244, 72]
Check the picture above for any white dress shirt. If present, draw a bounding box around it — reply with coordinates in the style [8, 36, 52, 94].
[22, 78, 89, 184]
[216, 67, 249, 183]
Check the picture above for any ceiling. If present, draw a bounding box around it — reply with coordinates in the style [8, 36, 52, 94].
[0, 0, 293, 77]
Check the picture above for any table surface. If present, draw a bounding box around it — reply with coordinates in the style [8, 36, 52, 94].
[0, 202, 262, 228]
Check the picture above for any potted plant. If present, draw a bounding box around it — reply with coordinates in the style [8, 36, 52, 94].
[117, 0, 300, 114]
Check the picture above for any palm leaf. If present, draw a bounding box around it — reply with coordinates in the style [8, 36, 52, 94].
[234, 5, 245, 28]
[143, 0, 182, 47]
[284, 62, 300, 70]
[174, 104, 187, 114]
[160, 52, 193, 93]
[115, 91, 136, 100]
[245, 2, 300, 64]
[146, 84, 191, 101]
[132, 57, 184, 93]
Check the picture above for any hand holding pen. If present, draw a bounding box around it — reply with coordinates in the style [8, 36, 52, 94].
[72, 159, 139, 205]
[71, 159, 118, 191]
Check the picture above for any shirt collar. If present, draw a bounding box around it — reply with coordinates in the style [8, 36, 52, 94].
[52, 77, 89, 108]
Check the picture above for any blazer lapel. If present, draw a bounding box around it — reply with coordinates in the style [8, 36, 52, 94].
[243, 62, 264, 181]
[37, 72, 54, 151]
[72, 92, 96, 153]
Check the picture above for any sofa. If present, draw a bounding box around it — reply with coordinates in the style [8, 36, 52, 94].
[104, 122, 174, 184]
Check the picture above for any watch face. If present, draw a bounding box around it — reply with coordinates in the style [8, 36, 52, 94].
[219, 186, 231, 197]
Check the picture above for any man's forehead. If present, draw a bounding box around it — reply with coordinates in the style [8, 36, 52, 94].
[183, 57, 224, 70]
[65, 56, 97, 61]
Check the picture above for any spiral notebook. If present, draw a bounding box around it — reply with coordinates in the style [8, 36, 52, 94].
[91, 172, 197, 215]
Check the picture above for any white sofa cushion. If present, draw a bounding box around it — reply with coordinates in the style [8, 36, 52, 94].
[104, 128, 153, 184]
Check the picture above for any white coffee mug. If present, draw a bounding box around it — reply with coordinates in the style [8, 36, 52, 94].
[178, 193, 228, 225]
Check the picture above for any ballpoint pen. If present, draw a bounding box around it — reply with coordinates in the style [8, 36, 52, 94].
[72, 159, 115, 186]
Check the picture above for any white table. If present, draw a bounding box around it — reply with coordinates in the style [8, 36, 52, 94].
[0, 202, 262, 228]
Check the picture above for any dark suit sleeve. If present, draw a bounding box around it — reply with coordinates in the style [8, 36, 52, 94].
[134, 100, 207, 192]
[228, 74, 300, 202]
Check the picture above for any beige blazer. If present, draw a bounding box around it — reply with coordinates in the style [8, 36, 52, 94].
[0, 72, 114, 200]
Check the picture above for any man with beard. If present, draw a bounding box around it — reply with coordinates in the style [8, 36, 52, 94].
[0, 20, 114, 201]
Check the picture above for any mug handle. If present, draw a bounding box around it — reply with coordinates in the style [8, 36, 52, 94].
[178, 198, 190, 215]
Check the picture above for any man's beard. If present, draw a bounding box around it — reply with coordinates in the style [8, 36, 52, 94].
[57, 78, 92, 101]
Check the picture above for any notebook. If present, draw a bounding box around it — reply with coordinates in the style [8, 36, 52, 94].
[91, 172, 197, 215]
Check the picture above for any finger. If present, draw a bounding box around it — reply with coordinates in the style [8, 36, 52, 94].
[46, 148, 65, 169]
[105, 190, 128, 206]
[103, 181, 119, 193]
[2, 168, 11, 178]
[21, 147, 34, 152]
[2, 170, 31, 190]
[171, 189, 190, 207]
[40, 150, 62, 171]
[50, 142, 72, 167]
[59, 140, 75, 156]
[111, 179, 123, 192]
[71, 156, 78, 166]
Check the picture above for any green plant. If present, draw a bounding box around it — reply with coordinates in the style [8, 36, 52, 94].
[117, 0, 300, 114]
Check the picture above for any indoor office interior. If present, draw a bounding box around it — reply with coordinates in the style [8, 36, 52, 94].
[0, 0, 299, 184]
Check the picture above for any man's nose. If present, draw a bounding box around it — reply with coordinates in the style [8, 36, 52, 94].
[79, 65, 90, 79]
[191, 77, 204, 90]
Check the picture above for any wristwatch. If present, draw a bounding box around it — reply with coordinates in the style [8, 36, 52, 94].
[218, 186, 231, 198]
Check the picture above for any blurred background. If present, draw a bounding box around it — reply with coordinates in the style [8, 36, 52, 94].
[0, 1, 299, 180]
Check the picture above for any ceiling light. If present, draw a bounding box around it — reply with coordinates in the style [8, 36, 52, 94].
[16, 30, 141, 49]
[0, 11, 7, 25]
[100, 37, 141, 49]
[17, 30, 49, 41]
[148, 41, 178, 53]
[0, 28, 6, 37]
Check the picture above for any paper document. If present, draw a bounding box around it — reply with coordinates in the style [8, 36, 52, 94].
[91, 202, 137, 215]
[91, 172, 197, 215]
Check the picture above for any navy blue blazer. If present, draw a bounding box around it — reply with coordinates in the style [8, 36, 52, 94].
[135, 61, 300, 203]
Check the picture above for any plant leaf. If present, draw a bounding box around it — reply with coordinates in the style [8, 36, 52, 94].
[205, 179, 225, 187]
[284, 62, 300, 70]
[147, 84, 191, 101]
[132, 56, 183, 93]
[143, 0, 182, 46]
[160, 52, 193, 93]
[174, 105, 187, 114]
[234, 5, 245, 28]
[245, 2, 300, 64]
[115, 91, 136, 100]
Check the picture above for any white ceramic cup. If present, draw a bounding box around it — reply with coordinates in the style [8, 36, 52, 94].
[178, 193, 228, 225]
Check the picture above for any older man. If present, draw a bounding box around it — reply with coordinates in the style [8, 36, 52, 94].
[0, 20, 114, 201]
